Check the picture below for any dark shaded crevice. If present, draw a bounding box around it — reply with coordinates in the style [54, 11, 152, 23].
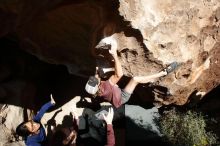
[197, 85, 220, 138]
[0, 37, 91, 111]
[117, 76, 155, 109]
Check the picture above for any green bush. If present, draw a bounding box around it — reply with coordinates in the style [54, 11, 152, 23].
[159, 109, 218, 146]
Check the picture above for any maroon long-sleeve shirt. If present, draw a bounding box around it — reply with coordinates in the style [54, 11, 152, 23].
[105, 124, 115, 146]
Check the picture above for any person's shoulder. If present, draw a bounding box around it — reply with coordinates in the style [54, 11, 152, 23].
[100, 80, 109, 85]
[26, 136, 41, 146]
[108, 79, 118, 87]
[101, 79, 119, 88]
[25, 136, 33, 144]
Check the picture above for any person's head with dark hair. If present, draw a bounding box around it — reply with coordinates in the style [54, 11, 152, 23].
[16, 121, 31, 137]
[16, 120, 41, 137]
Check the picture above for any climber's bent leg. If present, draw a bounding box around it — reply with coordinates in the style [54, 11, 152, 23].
[123, 71, 166, 96]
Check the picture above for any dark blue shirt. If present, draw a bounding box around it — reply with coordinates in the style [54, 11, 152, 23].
[25, 102, 54, 146]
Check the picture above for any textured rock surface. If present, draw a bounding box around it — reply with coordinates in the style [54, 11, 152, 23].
[118, 0, 220, 105]
[0, 0, 219, 106]
[0, 105, 26, 146]
[0, 0, 220, 145]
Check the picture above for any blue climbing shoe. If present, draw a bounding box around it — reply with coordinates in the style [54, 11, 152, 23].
[164, 62, 180, 74]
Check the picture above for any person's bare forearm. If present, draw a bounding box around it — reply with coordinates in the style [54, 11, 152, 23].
[112, 54, 123, 78]
[95, 67, 99, 78]
[95, 67, 101, 83]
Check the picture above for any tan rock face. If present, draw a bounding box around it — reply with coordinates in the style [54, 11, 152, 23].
[118, 0, 220, 105]
[0, 0, 219, 106]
